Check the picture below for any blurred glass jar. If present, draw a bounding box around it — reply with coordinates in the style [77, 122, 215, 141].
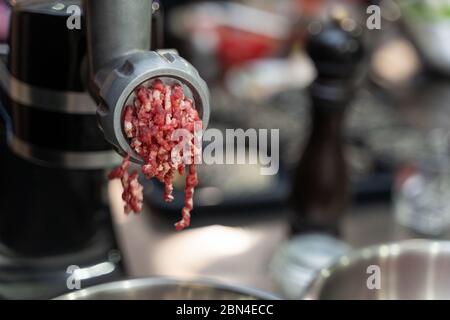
[394, 129, 450, 236]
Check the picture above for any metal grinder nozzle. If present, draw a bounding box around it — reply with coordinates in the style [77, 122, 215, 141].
[95, 51, 210, 164]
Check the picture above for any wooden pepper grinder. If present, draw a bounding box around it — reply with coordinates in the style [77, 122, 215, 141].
[290, 14, 365, 236]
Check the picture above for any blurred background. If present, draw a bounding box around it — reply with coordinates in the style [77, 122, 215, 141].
[3, 0, 450, 300]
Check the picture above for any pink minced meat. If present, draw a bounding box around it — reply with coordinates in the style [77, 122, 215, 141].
[108, 79, 201, 231]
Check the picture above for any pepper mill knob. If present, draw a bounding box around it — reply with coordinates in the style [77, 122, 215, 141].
[307, 15, 365, 81]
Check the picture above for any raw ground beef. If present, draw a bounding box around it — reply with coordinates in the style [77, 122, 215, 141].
[109, 79, 202, 231]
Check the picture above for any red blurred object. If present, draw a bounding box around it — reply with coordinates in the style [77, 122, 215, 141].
[297, 0, 325, 15]
[395, 164, 418, 190]
[216, 26, 281, 70]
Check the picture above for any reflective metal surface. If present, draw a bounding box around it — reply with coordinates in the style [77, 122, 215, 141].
[0, 60, 97, 115]
[270, 233, 352, 299]
[55, 277, 279, 300]
[10, 135, 121, 169]
[305, 239, 450, 300]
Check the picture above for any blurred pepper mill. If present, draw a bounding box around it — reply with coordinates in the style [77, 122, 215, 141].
[289, 13, 365, 236]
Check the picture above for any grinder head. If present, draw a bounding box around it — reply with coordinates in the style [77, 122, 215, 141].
[95, 50, 210, 164]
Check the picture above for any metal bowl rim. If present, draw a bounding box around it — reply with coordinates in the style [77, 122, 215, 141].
[54, 276, 280, 300]
[303, 239, 450, 300]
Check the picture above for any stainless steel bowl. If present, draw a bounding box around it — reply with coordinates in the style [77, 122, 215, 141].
[305, 239, 450, 300]
[54, 277, 279, 300]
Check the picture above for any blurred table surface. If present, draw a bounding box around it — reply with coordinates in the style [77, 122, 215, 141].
[109, 180, 440, 297]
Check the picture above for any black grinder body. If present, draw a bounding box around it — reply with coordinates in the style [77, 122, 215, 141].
[0, 1, 123, 299]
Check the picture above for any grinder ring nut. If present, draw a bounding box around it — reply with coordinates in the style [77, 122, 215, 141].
[96, 50, 210, 164]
